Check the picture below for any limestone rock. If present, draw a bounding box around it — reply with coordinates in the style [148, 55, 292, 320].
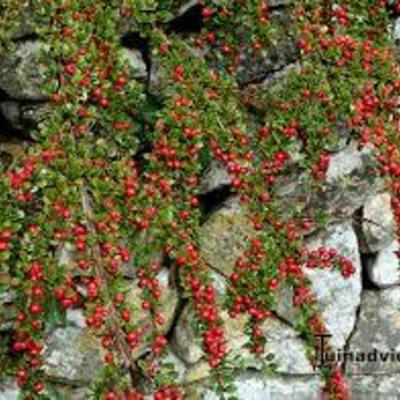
[367, 240, 400, 288]
[304, 223, 362, 349]
[0, 380, 19, 400]
[393, 17, 400, 42]
[0, 101, 48, 133]
[199, 197, 253, 275]
[199, 160, 231, 194]
[121, 48, 148, 81]
[0, 287, 15, 331]
[172, 305, 250, 366]
[172, 0, 199, 15]
[267, 0, 293, 5]
[346, 288, 400, 375]
[277, 144, 382, 222]
[349, 375, 400, 400]
[326, 142, 364, 183]
[185, 361, 212, 384]
[56, 242, 75, 269]
[2, 2, 37, 40]
[163, 349, 187, 383]
[125, 268, 179, 358]
[209, 270, 228, 297]
[148, 57, 168, 100]
[0, 41, 49, 101]
[261, 318, 314, 374]
[66, 308, 86, 329]
[45, 384, 88, 400]
[232, 10, 298, 86]
[202, 373, 322, 400]
[363, 192, 395, 253]
[173, 300, 313, 376]
[43, 325, 104, 384]
[171, 307, 204, 365]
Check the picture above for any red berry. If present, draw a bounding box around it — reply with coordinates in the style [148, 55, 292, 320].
[201, 7, 213, 18]
[121, 309, 131, 322]
[64, 63, 76, 75]
[30, 303, 42, 315]
[106, 391, 116, 400]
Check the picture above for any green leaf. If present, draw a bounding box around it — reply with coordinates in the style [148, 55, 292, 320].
[44, 297, 66, 333]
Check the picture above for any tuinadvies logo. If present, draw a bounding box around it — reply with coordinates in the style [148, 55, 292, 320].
[313, 333, 400, 369]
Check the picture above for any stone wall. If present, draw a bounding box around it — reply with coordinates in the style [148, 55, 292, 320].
[1, 1, 400, 399]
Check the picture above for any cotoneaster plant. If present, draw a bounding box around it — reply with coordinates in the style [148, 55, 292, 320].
[0, 1, 399, 399]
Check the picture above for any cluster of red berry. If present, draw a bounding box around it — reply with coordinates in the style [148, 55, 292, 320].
[1, 1, 400, 399]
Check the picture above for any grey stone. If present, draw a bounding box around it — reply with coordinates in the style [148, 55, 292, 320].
[171, 307, 212, 365]
[56, 242, 75, 269]
[363, 192, 395, 253]
[276, 145, 382, 222]
[148, 46, 204, 99]
[0, 101, 48, 132]
[45, 384, 88, 400]
[43, 325, 103, 384]
[174, 298, 313, 375]
[1, 2, 37, 40]
[201, 373, 322, 400]
[199, 197, 253, 275]
[367, 240, 400, 288]
[117, 13, 139, 36]
[209, 270, 227, 297]
[148, 57, 168, 100]
[267, 0, 293, 5]
[185, 362, 212, 384]
[261, 318, 314, 374]
[346, 288, 400, 375]
[128, 229, 164, 278]
[0, 41, 49, 100]
[305, 223, 362, 349]
[1, 102, 25, 130]
[173, 0, 199, 15]
[275, 284, 297, 322]
[0, 289, 15, 331]
[0, 380, 19, 400]
[229, 10, 298, 86]
[121, 48, 148, 81]
[349, 375, 400, 400]
[161, 348, 187, 383]
[199, 212, 362, 354]
[199, 160, 231, 194]
[261, 62, 300, 87]
[393, 18, 400, 42]
[151, 269, 178, 332]
[329, 121, 353, 152]
[326, 142, 364, 183]
[125, 268, 179, 359]
[172, 304, 250, 366]
[66, 308, 86, 329]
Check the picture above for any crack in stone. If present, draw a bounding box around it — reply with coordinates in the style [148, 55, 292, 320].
[12, 32, 39, 42]
[198, 186, 234, 225]
[121, 31, 152, 86]
[352, 207, 381, 290]
[342, 294, 363, 372]
[166, 4, 205, 35]
[340, 209, 369, 372]
[238, 59, 301, 89]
